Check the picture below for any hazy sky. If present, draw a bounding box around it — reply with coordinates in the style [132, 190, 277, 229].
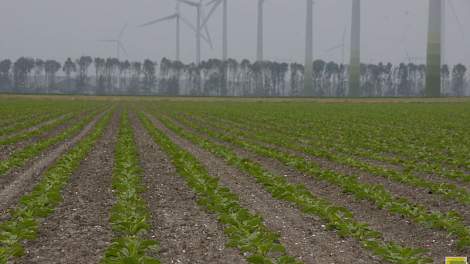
[1, 0, 469, 65]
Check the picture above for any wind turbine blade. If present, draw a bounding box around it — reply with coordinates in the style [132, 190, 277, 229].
[448, 0, 465, 41]
[180, 14, 212, 47]
[180, 15, 198, 32]
[178, 0, 199, 7]
[200, 6, 214, 49]
[206, 0, 219, 6]
[204, 23, 214, 49]
[325, 44, 343, 53]
[118, 23, 128, 40]
[139, 14, 178, 27]
[119, 42, 129, 57]
[201, 0, 222, 28]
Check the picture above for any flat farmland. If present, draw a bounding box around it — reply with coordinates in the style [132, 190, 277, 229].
[0, 95, 469, 264]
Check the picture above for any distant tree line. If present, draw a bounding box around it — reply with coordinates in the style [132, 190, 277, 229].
[0, 56, 468, 97]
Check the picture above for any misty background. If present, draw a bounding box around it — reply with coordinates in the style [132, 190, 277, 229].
[1, 0, 469, 65]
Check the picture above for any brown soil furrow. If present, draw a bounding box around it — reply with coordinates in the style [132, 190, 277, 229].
[147, 114, 381, 264]
[165, 115, 470, 262]
[131, 113, 247, 264]
[0, 111, 106, 219]
[0, 113, 84, 162]
[16, 110, 118, 264]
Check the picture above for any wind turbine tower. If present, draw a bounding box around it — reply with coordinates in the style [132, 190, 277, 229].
[222, 0, 228, 60]
[441, 0, 446, 65]
[304, 0, 314, 96]
[349, 0, 361, 97]
[425, 0, 442, 97]
[257, 0, 266, 61]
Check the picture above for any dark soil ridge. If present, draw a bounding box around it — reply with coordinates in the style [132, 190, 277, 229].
[147, 113, 381, 264]
[0, 113, 85, 162]
[16, 110, 119, 264]
[182, 114, 470, 225]
[166, 114, 470, 263]
[0, 110, 107, 219]
[130, 112, 247, 264]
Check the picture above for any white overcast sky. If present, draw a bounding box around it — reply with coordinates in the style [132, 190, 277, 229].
[1, 0, 469, 65]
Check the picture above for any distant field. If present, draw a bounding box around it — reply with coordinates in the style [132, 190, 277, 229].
[2, 93, 470, 103]
[0, 95, 469, 263]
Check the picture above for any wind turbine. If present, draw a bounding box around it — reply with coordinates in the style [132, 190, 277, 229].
[178, 0, 214, 65]
[203, 0, 228, 61]
[139, 2, 183, 61]
[140, 1, 212, 62]
[99, 23, 129, 60]
[349, 0, 361, 97]
[257, 0, 266, 62]
[303, 0, 314, 96]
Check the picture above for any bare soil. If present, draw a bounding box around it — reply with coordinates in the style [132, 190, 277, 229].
[130, 112, 246, 264]
[16, 111, 118, 264]
[148, 114, 382, 264]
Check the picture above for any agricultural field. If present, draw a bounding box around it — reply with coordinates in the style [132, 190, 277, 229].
[0, 95, 469, 264]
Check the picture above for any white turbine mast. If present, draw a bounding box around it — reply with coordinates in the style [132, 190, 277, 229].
[349, 0, 361, 97]
[257, 0, 266, 62]
[304, 0, 314, 95]
[99, 23, 129, 60]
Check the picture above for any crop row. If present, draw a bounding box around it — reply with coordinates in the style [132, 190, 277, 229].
[0, 109, 102, 176]
[0, 100, 73, 129]
[0, 111, 112, 263]
[181, 103, 469, 179]
[101, 111, 160, 264]
[190, 107, 469, 183]
[151, 112, 433, 264]
[0, 111, 78, 146]
[186, 112, 470, 206]
[139, 113, 301, 264]
[231, 112, 469, 182]
[0, 110, 67, 138]
[246, 107, 467, 178]
[167, 111, 470, 249]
